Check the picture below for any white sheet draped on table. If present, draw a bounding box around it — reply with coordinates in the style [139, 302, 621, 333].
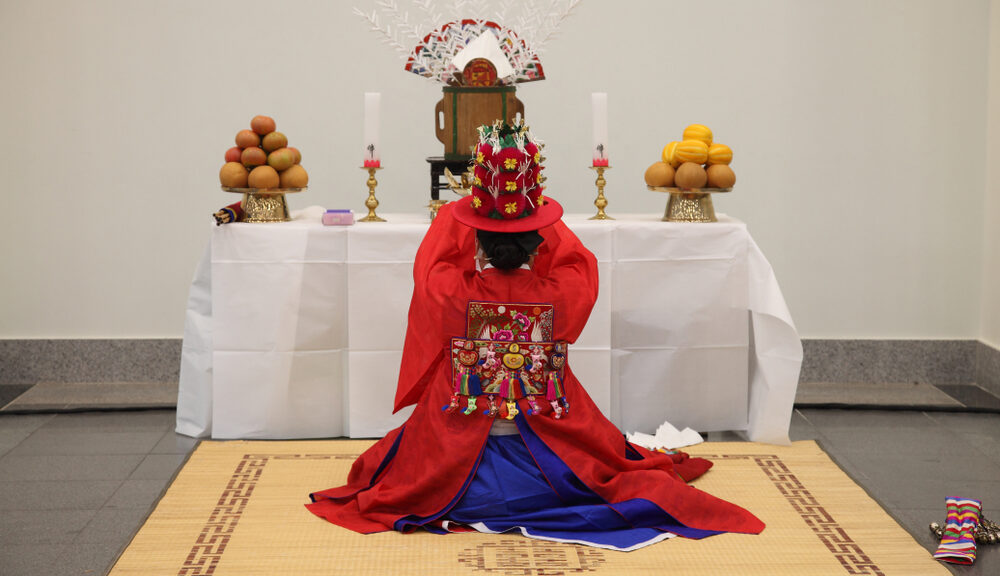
[176, 209, 802, 443]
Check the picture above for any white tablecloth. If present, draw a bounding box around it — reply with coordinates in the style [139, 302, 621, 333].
[176, 208, 802, 444]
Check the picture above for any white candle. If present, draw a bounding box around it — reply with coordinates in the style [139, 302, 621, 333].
[363, 92, 381, 167]
[591, 92, 608, 167]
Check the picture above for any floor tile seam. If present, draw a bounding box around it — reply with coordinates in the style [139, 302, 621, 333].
[72, 478, 138, 545]
[796, 427, 880, 480]
[150, 426, 181, 455]
[14, 428, 174, 438]
[120, 448, 146, 481]
[821, 445, 996, 463]
[798, 407, 975, 425]
[1, 421, 171, 440]
[951, 437, 1000, 471]
[0, 433, 32, 459]
[2, 450, 176, 460]
[919, 409, 958, 426]
[4, 413, 58, 459]
[808, 437, 928, 549]
[1, 508, 103, 547]
[792, 408, 818, 427]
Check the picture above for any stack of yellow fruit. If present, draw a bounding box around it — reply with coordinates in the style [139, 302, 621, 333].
[644, 124, 735, 190]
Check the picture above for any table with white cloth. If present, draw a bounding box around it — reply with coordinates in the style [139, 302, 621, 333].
[176, 209, 802, 444]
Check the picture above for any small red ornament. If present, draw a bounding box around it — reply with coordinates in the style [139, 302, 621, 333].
[495, 147, 527, 172]
[473, 164, 493, 189]
[524, 141, 539, 162]
[496, 172, 522, 194]
[475, 143, 494, 167]
[471, 187, 495, 216]
[527, 184, 544, 209]
[496, 193, 527, 219]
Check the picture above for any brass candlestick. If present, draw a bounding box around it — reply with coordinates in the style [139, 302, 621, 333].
[359, 166, 385, 222]
[589, 165, 614, 220]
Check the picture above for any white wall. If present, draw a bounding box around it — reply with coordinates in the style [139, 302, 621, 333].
[0, 0, 991, 339]
[984, 0, 1000, 349]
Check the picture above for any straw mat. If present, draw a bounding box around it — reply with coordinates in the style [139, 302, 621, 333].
[109, 440, 949, 575]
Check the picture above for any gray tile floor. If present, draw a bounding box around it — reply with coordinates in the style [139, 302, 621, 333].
[0, 408, 997, 575]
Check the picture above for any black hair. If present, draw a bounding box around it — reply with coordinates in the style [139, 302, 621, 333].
[477, 229, 544, 270]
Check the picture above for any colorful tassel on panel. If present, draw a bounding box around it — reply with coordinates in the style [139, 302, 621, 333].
[546, 373, 563, 401]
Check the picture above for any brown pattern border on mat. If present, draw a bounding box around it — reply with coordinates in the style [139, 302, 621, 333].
[175, 451, 885, 576]
[705, 454, 885, 576]
[178, 453, 358, 576]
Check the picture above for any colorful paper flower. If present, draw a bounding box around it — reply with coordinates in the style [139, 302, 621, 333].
[497, 193, 527, 219]
[497, 171, 531, 194]
[475, 143, 493, 166]
[495, 146, 527, 172]
[474, 164, 493, 189]
[527, 185, 544, 208]
[524, 141, 539, 162]
[471, 186, 495, 216]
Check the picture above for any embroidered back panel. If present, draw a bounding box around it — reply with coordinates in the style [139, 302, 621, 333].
[446, 301, 569, 419]
[465, 302, 555, 342]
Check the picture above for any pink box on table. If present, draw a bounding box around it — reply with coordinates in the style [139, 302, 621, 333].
[322, 210, 355, 226]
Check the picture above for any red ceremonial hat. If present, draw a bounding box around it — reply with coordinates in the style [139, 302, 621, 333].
[452, 120, 562, 233]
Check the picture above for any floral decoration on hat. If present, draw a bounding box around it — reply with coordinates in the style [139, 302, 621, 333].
[452, 120, 561, 233]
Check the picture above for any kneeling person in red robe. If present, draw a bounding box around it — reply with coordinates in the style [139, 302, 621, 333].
[307, 121, 764, 551]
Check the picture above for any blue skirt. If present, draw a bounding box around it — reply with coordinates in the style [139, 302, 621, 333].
[433, 415, 721, 551]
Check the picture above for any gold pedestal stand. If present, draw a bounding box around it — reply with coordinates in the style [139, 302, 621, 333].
[359, 166, 386, 222]
[429, 167, 474, 220]
[588, 166, 613, 220]
[647, 186, 731, 223]
[222, 187, 305, 223]
[427, 199, 447, 220]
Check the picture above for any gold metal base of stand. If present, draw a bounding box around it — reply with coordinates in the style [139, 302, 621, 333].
[647, 186, 732, 223]
[221, 187, 305, 223]
[589, 166, 613, 220]
[359, 166, 386, 222]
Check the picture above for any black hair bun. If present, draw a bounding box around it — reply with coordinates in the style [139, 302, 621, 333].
[477, 229, 543, 270]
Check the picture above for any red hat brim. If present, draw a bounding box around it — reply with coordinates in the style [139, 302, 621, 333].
[451, 195, 563, 233]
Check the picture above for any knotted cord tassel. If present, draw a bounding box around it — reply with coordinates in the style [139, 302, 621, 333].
[546, 374, 558, 401]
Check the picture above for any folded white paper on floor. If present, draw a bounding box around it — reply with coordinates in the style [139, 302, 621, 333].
[627, 420, 704, 450]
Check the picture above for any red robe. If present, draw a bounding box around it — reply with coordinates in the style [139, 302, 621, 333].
[307, 203, 764, 537]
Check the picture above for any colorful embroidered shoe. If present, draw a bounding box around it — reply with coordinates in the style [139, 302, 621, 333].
[462, 396, 478, 416]
[505, 401, 519, 420]
[933, 497, 981, 565]
[526, 395, 541, 416]
[484, 396, 499, 417]
[549, 400, 563, 419]
[443, 394, 461, 413]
